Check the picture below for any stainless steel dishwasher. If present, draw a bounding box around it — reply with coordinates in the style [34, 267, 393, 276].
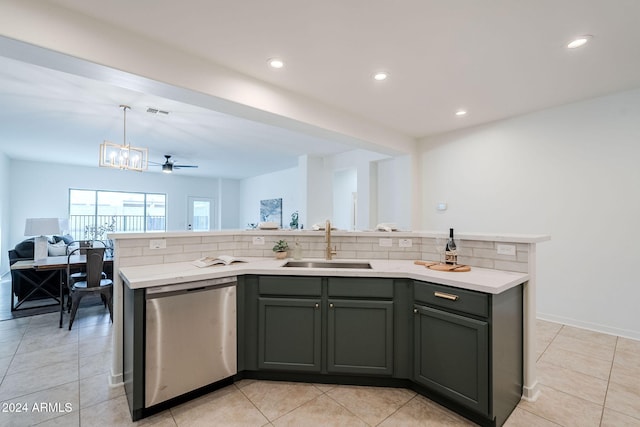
[145, 276, 237, 407]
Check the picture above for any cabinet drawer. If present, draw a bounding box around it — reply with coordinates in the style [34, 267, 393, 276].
[259, 276, 322, 296]
[328, 278, 393, 298]
[414, 281, 488, 318]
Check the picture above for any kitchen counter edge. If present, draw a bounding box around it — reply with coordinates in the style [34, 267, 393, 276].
[119, 258, 528, 295]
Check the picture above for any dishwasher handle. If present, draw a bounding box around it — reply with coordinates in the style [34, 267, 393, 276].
[146, 276, 237, 298]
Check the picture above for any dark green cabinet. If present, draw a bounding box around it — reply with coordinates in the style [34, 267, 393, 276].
[413, 280, 523, 427]
[413, 304, 489, 414]
[255, 276, 395, 377]
[258, 297, 322, 371]
[327, 299, 393, 375]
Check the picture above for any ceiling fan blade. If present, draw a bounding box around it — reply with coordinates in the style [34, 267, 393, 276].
[173, 164, 198, 169]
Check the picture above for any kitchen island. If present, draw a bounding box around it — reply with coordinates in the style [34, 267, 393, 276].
[108, 230, 548, 425]
[120, 257, 528, 426]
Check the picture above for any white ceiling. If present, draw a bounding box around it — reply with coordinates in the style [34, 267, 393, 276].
[2, 0, 640, 178]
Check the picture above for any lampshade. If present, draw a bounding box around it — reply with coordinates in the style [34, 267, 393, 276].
[24, 218, 61, 236]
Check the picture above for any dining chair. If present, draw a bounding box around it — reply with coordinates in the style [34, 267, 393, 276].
[66, 247, 113, 330]
[65, 240, 108, 280]
[64, 240, 107, 311]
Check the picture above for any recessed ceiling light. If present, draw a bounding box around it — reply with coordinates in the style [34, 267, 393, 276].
[373, 71, 389, 81]
[567, 35, 593, 49]
[455, 110, 467, 116]
[268, 58, 284, 69]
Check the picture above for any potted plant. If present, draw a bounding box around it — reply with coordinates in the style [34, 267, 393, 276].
[272, 239, 289, 259]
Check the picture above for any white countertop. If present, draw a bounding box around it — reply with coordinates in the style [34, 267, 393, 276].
[119, 257, 528, 294]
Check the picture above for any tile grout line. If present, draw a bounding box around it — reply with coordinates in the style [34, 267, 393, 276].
[598, 336, 617, 427]
[321, 386, 376, 426]
[235, 381, 283, 425]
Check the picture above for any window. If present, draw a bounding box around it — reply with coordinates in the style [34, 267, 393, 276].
[68, 189, 166, 240]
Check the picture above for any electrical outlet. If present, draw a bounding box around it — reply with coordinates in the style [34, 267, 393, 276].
[252, 236, 265, 245]
[379, 238, 393, 247]
[497, 244, 516, 256]
[149, 239, 166, 249]
[399, 239, 412, 248]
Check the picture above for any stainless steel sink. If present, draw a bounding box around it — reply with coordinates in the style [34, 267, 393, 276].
[282, 261, 372, 269]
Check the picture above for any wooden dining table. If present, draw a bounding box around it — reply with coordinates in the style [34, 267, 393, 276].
[32, 254, 113, 328]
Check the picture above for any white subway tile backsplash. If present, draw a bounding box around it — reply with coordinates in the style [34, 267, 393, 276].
[474, 248, 514, 261]
[182, 243, 219, 253]
[118, 255, 164, 267]
[218, 241, 245, 250]
[356, 251, 389, 260]
[141, 245, 184, 256]
[465, 258, 495, 269]
[461, 240, 495, 249]
[114, 233, 531, 274]
[118, 239, 153, 248]
[389, 251, 421, 260]
[494, 260, 528, 273]
[117, 246, 144, 257]
[335, 251, 357, 259]
[355, 236, 380, 244]
[167, 236, 203, 245]
[164, 252, 200, 263]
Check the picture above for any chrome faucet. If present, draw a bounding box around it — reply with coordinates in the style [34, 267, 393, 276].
[325, 219, 337, 260]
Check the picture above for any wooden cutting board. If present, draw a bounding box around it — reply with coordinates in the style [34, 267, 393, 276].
[428, 263, 471, 272]
[413, 260, 471, 272]
[413, 260, 438, 267]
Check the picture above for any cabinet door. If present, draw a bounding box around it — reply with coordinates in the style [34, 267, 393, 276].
[258, 297, 322, 372]
[414, 304, 489, 415]
[327, 299, 394, 375]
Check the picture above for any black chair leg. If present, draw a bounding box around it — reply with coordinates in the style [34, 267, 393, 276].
[68, 293, 85, 330]
[104, 289, 114, 323]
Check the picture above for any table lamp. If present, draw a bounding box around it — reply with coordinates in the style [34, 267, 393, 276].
[24, 218, 61, 261]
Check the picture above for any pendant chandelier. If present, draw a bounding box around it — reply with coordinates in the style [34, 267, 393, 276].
[99, 105, 148, 171]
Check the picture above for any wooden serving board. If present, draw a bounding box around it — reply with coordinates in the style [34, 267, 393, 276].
[427, 263, 471, 272]
[413, 260, 438, 267]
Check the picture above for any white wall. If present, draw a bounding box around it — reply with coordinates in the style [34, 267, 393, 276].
[327, 150, 392, 230]
[301, 156, 333, 228]
[377, 155, 412, 230]
[238, 167, 299, 229]
[5, 159, 239, 255]
[419, 88, 640, 339]
[0, 152, 10, 274]
[218, 179, 241, 229]
[332, 168, 357, 230]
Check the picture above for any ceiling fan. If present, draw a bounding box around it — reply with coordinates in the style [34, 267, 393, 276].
[155, 155, 199, 173]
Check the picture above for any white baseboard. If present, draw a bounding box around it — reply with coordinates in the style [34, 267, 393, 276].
[109, 371, 124, 387]
[537, 313, 640, 341]
[522, 380, 540, 402]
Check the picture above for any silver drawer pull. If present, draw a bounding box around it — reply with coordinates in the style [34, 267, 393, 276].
[434, 291, 459, 301]
[329, 303, 334, 308]
[315, 303, 319, 309]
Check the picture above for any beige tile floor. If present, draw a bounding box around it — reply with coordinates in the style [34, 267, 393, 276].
[0, 306, 639, 426]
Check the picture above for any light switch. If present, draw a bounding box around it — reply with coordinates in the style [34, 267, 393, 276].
[497, 244, 516, 256]
[252, 236, 265, 245]
[379, 238, 393, 247]
[149, 239, 166, 249]
[399, 239, 412, 248]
